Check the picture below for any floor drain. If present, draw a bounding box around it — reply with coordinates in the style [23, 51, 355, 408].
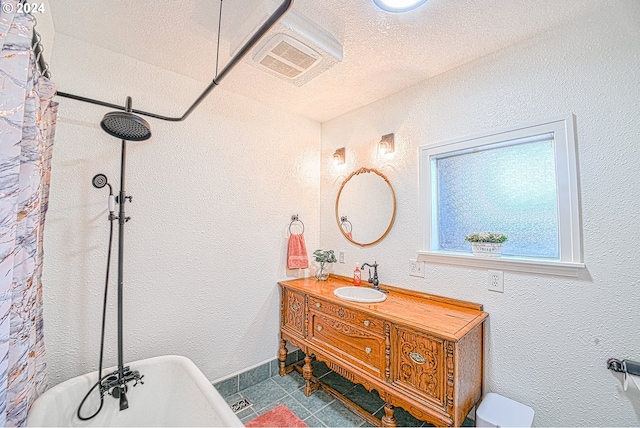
[230, 398, 252, 413]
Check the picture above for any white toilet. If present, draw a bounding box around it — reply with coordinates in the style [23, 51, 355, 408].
[475, 392, 535, 427]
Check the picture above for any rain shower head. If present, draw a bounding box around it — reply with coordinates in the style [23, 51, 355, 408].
[100, 111, 151, 141]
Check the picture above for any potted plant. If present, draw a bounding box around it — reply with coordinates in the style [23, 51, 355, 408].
[313, 249, 337, 280]
[464, 232, 508, 257]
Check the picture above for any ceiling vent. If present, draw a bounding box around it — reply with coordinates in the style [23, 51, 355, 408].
[228, 4, 343, 86]
[254, 34, 321, 79]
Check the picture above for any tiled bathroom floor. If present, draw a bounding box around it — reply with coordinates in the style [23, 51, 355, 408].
[223, 360, 474, 427]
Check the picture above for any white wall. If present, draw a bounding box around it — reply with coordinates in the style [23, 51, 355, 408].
[42, 33, 320, 385]
[320, 1, 640, 426]
[35, 0, 54, 66]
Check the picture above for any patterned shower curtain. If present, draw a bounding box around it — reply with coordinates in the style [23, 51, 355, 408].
[0, 1, 58, 426]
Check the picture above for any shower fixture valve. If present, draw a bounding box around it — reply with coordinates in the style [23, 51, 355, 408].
[100, 366, 144, 407]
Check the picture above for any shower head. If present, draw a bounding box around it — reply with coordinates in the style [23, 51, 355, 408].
[92, 174, 109, 189]
[92, 174, 115, 213]
[100, 111, 151, 141]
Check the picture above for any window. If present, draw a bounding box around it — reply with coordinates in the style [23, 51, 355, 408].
[418, 114, 583, 276]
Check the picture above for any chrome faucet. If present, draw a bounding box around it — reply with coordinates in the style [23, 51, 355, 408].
[102, 366, 144, 411]
[361, 262, 388, 293]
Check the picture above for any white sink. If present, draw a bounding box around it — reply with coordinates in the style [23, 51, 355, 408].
[333, 286, 387, 303]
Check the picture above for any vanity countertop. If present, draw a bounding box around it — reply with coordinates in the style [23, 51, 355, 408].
[279, 275, 488, 342]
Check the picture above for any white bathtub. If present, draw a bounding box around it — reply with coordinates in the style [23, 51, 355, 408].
[26, 355, 243, 427]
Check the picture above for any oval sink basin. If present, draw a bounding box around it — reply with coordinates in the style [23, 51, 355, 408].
[333, 286, 387, 303]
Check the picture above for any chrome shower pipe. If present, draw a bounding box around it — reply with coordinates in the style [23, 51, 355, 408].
[110, 96, 148, 411]
[38, 0, 293, 123]
[116, 100, 129, 395]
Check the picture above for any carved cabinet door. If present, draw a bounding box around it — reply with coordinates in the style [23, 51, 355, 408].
[390, 325, 448, 411]
[282, 288, 306, 337]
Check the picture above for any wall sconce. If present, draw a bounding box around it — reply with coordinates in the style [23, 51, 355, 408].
[378, 133, 395, 156]
[333, 147, 345, 165]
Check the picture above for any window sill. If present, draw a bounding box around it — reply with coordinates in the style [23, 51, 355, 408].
[416, 251, 585, 277]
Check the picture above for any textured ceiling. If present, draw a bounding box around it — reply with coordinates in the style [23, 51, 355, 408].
[49, 0, 605, 123]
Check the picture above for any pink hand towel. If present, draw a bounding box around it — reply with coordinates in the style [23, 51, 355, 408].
[287, 233, 309, 269]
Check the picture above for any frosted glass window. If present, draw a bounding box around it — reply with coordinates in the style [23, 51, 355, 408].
[419, 115, 583, 271]
[436, 137, 559, 258]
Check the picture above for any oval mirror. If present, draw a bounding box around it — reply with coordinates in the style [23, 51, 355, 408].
[335, 167, 396, 247]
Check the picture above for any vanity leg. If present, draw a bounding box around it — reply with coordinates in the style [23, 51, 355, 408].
[278, 339, 288, 376]
[302, 354, 314, 396]
[381, 403, 397, 427]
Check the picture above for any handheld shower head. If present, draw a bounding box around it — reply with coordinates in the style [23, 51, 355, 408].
[92, 174, 109, 189]
[100, 111, 151, 141]
[92, 174, 115, 213]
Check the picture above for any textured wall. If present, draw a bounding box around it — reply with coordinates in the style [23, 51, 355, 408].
[35, 0, 54, 65]
[42, 33, 320, 385]
[320, 1, 640, 426]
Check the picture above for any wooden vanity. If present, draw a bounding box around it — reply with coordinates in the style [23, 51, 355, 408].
[278, 276, 488, 427]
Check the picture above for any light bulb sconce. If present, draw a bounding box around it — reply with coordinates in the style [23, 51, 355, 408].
[378, 133, 395, 156]
[333, 147, 346, 165]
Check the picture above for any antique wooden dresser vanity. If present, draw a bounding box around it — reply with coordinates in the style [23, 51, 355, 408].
[278, 276, 488, 427]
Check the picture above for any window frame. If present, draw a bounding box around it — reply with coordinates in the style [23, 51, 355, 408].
[417, 114, 584, 277]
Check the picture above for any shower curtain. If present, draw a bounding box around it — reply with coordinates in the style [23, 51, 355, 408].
[0, 2, 58, 426]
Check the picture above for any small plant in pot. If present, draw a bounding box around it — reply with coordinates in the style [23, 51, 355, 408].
[465, 232, 508, 257]
[313, 249, 337, 281]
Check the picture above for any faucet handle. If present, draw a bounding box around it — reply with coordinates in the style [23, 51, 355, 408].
[133, 375, 144, 387]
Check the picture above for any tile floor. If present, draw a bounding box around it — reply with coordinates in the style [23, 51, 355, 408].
[222, 360, 474, 427]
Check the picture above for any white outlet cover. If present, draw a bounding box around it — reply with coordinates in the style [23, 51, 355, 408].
[488, 270, 504, 292]
[409, 259, 425, 278]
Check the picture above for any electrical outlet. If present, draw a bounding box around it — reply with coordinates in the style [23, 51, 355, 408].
[409, 259, 425, 278]
[338, 251, 345, 264]
[488, 270, 504, 293]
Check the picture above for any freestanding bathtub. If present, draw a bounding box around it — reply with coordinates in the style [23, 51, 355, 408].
[26, 355, 243, 427]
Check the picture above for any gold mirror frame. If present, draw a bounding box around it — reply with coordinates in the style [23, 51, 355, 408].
[335, 167, 396, 247]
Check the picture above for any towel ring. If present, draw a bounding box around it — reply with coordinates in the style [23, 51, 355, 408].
[340, 216, 353, 233]
[289, 215, 305, 234]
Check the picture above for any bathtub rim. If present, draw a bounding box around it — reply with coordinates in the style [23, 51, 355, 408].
[25, 354, 243, 427]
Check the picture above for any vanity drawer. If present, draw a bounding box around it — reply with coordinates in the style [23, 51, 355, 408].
[282, 287, 305, 337]
[309, 311, 385, 377]
[391, 325, 447, 409]
[308, 296, 384, 336]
